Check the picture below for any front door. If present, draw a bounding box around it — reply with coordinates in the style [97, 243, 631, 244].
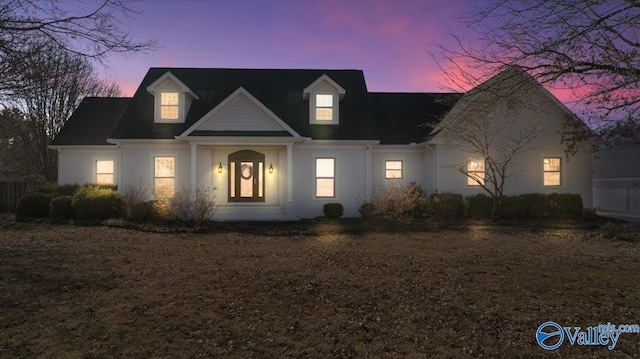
[228, 150, 265, 202]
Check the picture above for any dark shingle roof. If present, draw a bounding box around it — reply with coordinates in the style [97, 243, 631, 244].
[369, 93, 461, 144]
[110, 68, 379, 141]
[51, 97, 131, 146]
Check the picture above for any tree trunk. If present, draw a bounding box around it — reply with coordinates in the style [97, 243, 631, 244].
[491, 196, 501, 221]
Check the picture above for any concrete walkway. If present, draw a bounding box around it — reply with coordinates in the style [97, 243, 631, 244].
[597, 210, 640, 226]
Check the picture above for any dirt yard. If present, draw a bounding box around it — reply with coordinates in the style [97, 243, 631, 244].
[1, 221, 639, 358]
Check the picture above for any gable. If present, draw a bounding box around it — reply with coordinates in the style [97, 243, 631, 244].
[180, 87, 301, 138]
[430, 66, 585, 143]
[196, 93, 285, 132]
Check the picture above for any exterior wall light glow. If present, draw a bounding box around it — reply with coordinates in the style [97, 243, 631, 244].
[217, 162, 223, 173]
[269, 162, 274, 174]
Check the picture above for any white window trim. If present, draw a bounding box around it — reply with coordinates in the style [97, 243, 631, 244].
[466, 157, 485, 187]
[155, 91, 186, 123]
[93, 157, 117, 186]
[314, 156, 336, 199]
[541, 155, 565, 188]
[310, 91, 339, 125]
[385, 160, 403, 180]
[151, 153, 178, 199]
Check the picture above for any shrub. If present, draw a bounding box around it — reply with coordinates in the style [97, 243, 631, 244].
[467, 193, 493, 219]
[169, 186, 217, 224]
[500, 195, 527, 220]
[56, 184, 81, 196]
[49, 196, 73, 223]
[359, 203, 376, 218]
[16, 192, 55, 219]
[72, 186, 124, 221]
[33, 185, 59, 194]
[369, 182, 427, 222]
[123, 180, 152, 222]
[518, 193, 550, 219]
[323, 203, 344, 219]
[429, 192, 465, 221]
[548, 193, 583, 219]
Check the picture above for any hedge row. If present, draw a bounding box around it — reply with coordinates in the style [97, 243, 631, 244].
[16, 184, 123, 223]
[467, 192, 584, 220]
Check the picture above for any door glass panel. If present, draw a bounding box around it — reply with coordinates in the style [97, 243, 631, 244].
[240, 161, 253, 197]
[258, 162, 264, 198]
[230, 162, 236, 198]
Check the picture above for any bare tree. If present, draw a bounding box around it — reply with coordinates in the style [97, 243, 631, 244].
[0, 44, 121, 181]
[433, 68, 543, 219]
[0, 0, 156, 92]
[433, 0, 640, 145]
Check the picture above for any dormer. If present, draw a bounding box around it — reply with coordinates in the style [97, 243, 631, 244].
[147, 71, 199, 123]
[303, 74, 346, 125]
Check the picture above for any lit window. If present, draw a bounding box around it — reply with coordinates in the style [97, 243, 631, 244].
[316, 158, 335, 197]
[543, 157, 561, 186]
[385, 160, 403, 179]
[96, 160, 114, 185]
[160, 92, 179, 120]
[315, 94, 333, 121]
[467, 158, 485, 186]
[154, 157, 175, 198]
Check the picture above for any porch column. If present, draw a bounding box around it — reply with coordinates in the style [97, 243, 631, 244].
[190, 143, 197, 195]
[285, 143, 296, 219]
[287, 143, 293, 201]
[365, 144, 372, 198]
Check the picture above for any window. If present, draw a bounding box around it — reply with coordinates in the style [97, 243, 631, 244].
[96, 160, 114, 185]
[160, 92, 179, 120]
[154, 157, 175, 198]
[385, 160, 403, 179]
[543, 157, 561, 186]
[315, 94, 333, 121]
[316, 158, 335, 197]
[467, 158, 485, 186]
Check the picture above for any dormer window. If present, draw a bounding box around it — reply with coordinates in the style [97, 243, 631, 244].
[160, 92, 179, 120]
[304, 74, 345, 125]
[147, 71, 199, 124]
[315, 94, 334, 121]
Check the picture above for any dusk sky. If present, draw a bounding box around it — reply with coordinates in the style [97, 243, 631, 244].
[99, 0, 475, 97]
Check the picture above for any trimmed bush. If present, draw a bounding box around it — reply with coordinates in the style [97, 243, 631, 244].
[359, 203, 376, 218]
[56, 184, 81, 196]
[72, 186, 124, 221]
[467, 193, 493, 219]
[16, 192, 55, 219]
[323, 203, 344, 219]
[518, 193, 550, 219]
[500, 195, 527, 220]
[50, 196, 73, 223]
[429, 192, 465, 221]
[33, 185, 59, 194]
[548, 193, 583, 219]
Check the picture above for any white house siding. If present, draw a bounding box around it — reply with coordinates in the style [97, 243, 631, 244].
[118, 143, 192, 198]
[371, 148, 426, 190]
[432, 84, 593, 207]
[197, 94, 284, 132]
[292, 144, 368, 218]
[57, 147, 118, 185]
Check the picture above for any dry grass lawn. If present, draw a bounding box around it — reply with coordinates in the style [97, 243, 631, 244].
[1, 221, 639, 358]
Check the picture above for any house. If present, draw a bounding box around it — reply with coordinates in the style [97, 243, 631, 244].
[50, 67, 593, 220]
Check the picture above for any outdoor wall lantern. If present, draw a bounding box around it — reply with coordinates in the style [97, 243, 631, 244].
[269, 162, 274, 174]
[217, 162, 223, 173]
